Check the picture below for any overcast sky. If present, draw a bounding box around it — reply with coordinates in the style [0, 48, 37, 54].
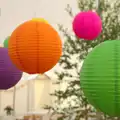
[0, 0, 79, 79]
[0, 0, 78, 41]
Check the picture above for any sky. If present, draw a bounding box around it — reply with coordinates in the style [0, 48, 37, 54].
[0, 0, 79, 80]
[0, 0, 79, 40]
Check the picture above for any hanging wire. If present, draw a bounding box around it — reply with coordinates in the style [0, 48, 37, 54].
[33, 8, 36, 18]
[0, 8, 1, 17]
[96, 0, 99, 10]
[33, 0, 38, 18]
[96, 0, 101, 16]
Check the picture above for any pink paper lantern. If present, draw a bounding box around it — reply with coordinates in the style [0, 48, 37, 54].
[72, 11, 102, 40]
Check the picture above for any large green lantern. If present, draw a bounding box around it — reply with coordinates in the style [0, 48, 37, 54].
[80, 40, 120, 117]
[3, 36, 10, 48]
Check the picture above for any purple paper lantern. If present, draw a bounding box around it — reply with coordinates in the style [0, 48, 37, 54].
[72, 11, 102, 40]
[0, 48, 22, 89]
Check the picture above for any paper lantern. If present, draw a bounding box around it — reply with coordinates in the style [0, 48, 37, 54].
[0, 48, 22, 90]
[32, 18, 48, 24]
[80, 40, 120, 116]
[8, 20, 62, 74]
[3, 36, 10, 48]
[72, 11, 102, 40]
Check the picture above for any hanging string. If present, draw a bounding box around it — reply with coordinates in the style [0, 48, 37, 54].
[0, 8, 1, 17]
[33, 0, 38, 18]
[34, 10, 36, 18]
[96, 0, 99, 10]
[96, 0, 101, 17]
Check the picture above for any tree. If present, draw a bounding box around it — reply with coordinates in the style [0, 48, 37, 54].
[46, 0, 120, 120]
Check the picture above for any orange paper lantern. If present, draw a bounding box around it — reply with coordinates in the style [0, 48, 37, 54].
[8, 20, 62, 74]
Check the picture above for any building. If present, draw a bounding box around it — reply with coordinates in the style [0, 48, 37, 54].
[0, 73, 57, 117]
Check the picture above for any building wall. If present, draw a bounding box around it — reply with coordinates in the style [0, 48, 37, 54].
[0, 76, 57, 116]
[0, 91, 13, 115]
[28, 80, 35, 112]
[15, 85, 28, 115]
[34, 79, 52, 110]
[0, 80, 28, 116]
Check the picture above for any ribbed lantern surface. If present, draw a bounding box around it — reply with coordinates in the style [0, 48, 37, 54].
[0, 48, 22, 89]
[4, 36, 10, 48]
[8, 20, 62, 74]
[80, 40, 120, 116]
[72, 11, 102, 40]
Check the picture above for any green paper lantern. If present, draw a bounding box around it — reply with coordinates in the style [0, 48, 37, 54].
[3, 36, 10, 48]
[80, 40, 120, 117]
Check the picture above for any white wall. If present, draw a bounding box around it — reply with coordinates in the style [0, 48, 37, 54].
[0, 91, 13, 115]
[34, 79, 52, 110]
[0, 78, 58, 116]
[0, 80, 28, 116]
[15, 85, 28, 115]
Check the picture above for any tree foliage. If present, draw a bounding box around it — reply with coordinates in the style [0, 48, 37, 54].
[46, 0, 120, 120]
